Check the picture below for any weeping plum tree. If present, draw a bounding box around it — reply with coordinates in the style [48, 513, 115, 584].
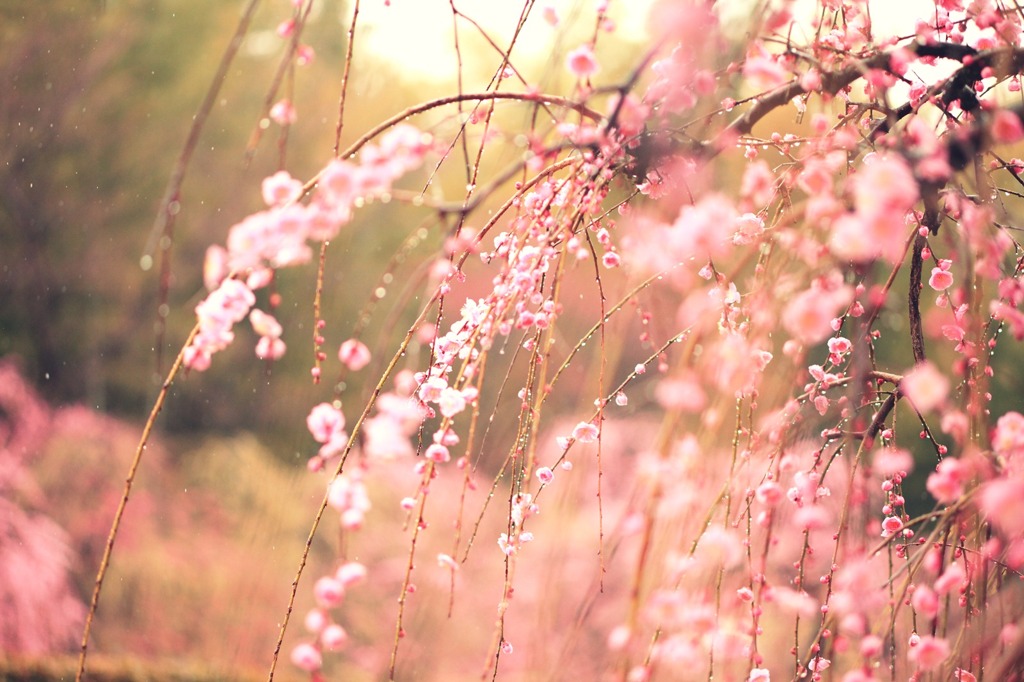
[75, 0, 1024, 680]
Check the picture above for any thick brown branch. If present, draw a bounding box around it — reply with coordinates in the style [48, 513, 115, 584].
[909, 232, 928, 364]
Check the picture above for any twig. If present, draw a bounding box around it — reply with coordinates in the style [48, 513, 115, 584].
[76, 322, 201, 682]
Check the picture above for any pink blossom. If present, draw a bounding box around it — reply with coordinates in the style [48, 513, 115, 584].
[321, 623, 348, 651]
[290, 642, 322, 672]
[872, 447, 914, 477]
[318, 159, 359, 210]
[307, 403, 345, 444]
[269, 99, 297, 126]
[992, 109, 1024, 144]
[755, 481, 784, 506]
[249, 309, 282, 339]
[438, 387, 468, 418]
[743, 53, 789, 91]
[908, 635, 949, 669]
[255, 335, 286, 360]
[782, 283, 853, 346]
[313, 576, 344, 608]
[418, 375, 448, 403]
[338, 338, 371, 371]
[800, 68, 821, 92]
[832, 155, 919, 263]
[880, 515, 903, 537]
[572, 422, 599, 443]
[566, 44, 599, 78]
[296, 43, 315, 66]
[936, 562, 966, 595]
[900, 361, 949, 413]
[335, 561, 367, 587]
[425, 443, 451, 462]
[304, 608, 327, 634]
[929, 266, 954, 291]
[992, 411, 1024, 460]
[261, 170, 302, 207]
[979, 477, 1024, 537]
[536, 467, 554, 484]
[748, 668, 771, 682]
[276, 18, 295, 38]
[203, 245, 229, 291]
[911, 584, 939, 618]
[926, 458, 967, 503]
[860, 634, 883, 657]
[827, 336, 852, 356]
[793, 504, 831, 530]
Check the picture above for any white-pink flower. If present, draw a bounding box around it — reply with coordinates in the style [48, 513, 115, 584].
[929, 264, 954, 291]
[307, 402, 345, 443]
[908, 635, 949, 670]
[566, 44, 599, 78]
[338, 338, 371, 371]
[290, 642, 322, 672]
[261, 170, 302, 207]
[901, 361, 949, 413]
[572, 422, 599, 443]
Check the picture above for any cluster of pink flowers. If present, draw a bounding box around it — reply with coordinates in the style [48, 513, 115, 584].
[154, 0, 1024, 679]
[290, 560, 367, 675]
[183, 124, 431, 371]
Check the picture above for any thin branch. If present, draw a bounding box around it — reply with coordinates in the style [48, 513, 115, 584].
[76, 322, 201, 682]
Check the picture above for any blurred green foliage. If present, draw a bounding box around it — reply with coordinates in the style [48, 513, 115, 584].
[0, 0, 433, 456]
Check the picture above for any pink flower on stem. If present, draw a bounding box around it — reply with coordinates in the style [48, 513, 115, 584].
[900, 361, 949, 413]
[880, 515, 903, 537]
[425, 443, 451, 463]
[908, 635, 949, 670]
[572, 422, 599, 443]
[911, 584, 939, 618]
[296, 44, 315, 66]
[261, 170, 302, 207]
[320, 623, 348, 651]
[304, 608, 328, 634]
[250, 309, 282, 339]
[929, 259, 954, 291]
[307, 403, 345, 444]
[338, 338, 371, 371]
[437, 387, 467, 418]
[536, 467, 554, 484]
[743, 52, 789, 91]
[203, 245, 229, 291]
[255, 335, 286, 360]
[926, 458, 967, 504]
[872, 447, 914, 477]
[290, 642, 321, 672]
[269, 99, 297, 126]
[782, 283, 853, 346]
[336, 561, 367, 587]
[992, 109, 1024, 144]
[992, 411, 1024, 460]
[313, 576, 344, 608]
[566, 44, 599, 78]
